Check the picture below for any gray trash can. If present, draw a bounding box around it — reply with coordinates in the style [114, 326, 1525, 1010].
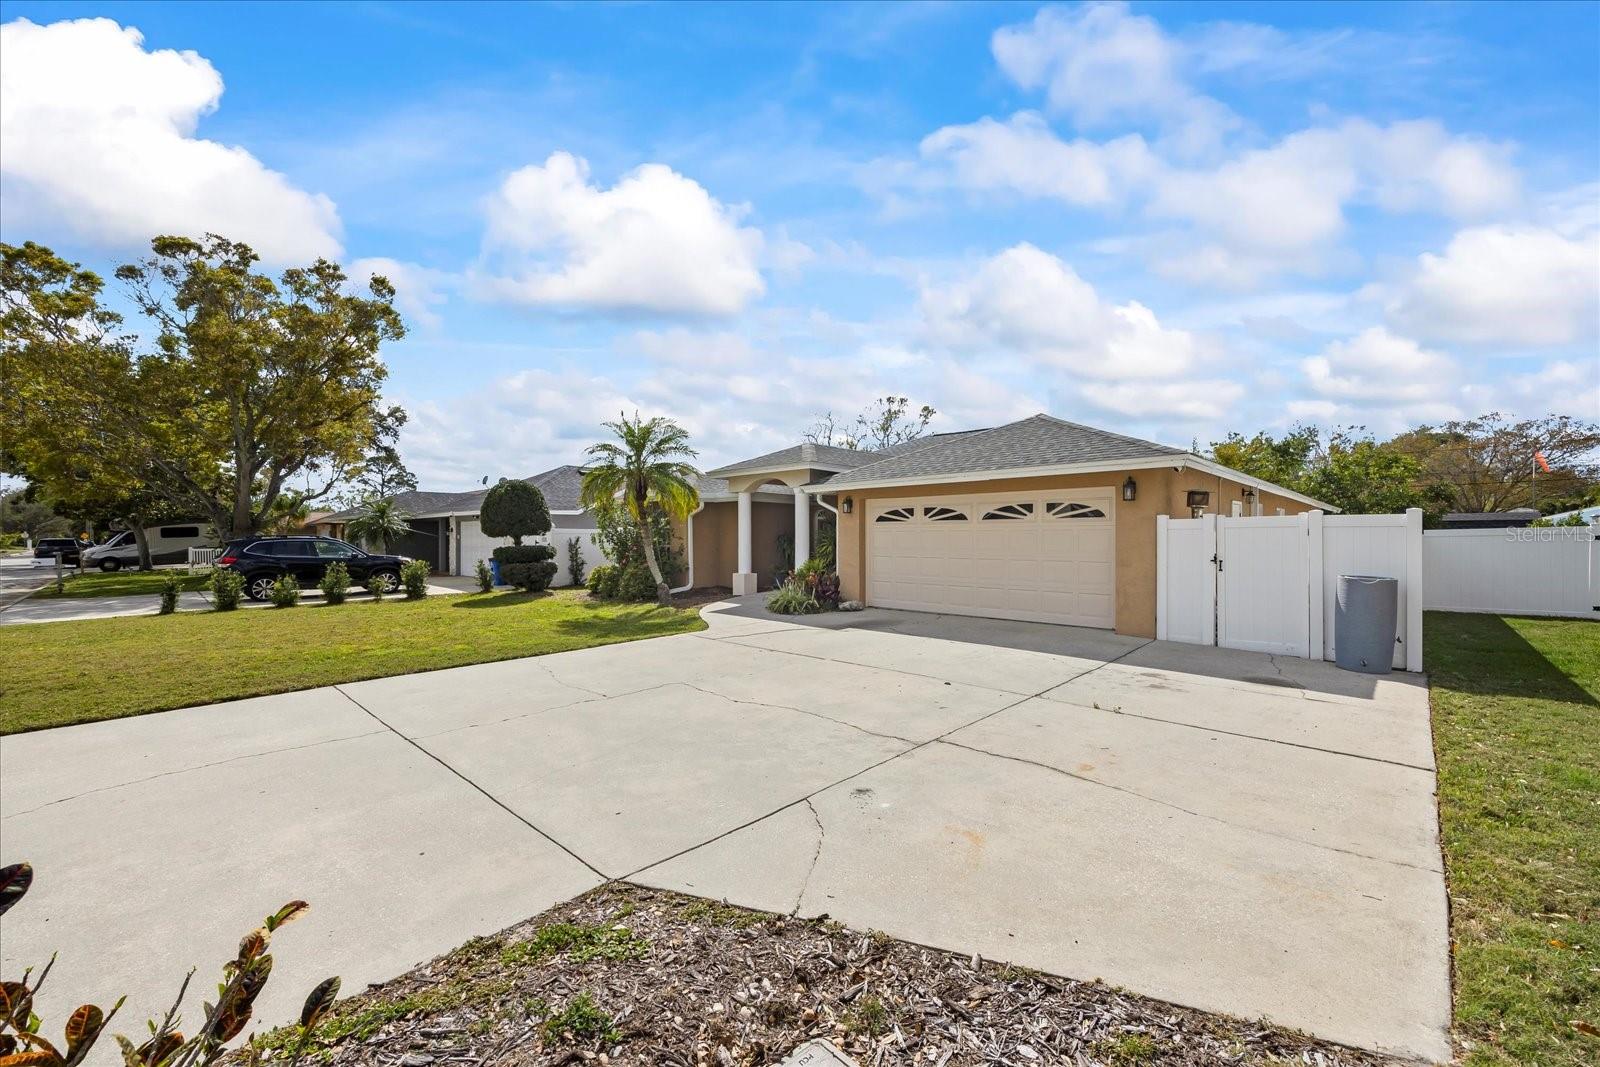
[1335, 575, 1398, 674]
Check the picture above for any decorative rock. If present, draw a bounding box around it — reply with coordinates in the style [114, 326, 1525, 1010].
[838, 600, 864, 612]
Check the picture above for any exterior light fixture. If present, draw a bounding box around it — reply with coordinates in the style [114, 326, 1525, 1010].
[1242, 486, 1256, 499]
[1186, 490, 1210, 508]
[842, 496, 853, 515]
[1121, 476, 1137, 502]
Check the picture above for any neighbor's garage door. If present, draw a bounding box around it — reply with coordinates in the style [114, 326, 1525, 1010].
[456, 518, 511, 575]
[867, 487, 1116, 628]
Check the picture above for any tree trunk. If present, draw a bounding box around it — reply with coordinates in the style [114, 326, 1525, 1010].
[130, 520, 153, 571]
[636, 516, 670, 605]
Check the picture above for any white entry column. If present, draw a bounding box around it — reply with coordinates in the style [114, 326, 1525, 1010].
[793, 490, 810, 569]
[732, 490, 758, 595]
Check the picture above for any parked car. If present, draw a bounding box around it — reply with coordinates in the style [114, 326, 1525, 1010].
[216, 536, 409, 601]
[81, 522, 218, 572]
[32, 537, 87, 564]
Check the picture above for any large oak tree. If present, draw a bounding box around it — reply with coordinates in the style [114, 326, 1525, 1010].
[1, 236, 406, 539]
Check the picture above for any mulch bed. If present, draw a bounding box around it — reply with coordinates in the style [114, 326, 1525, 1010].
[249, 884, 1412, 1067]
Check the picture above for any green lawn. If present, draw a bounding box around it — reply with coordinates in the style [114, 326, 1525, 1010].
[31, 568, 211, 598]
[1427, 612, 1599, 1066]
[0, 589, 705, 733]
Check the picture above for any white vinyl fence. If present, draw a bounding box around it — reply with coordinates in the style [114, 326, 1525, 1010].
[187, 547, 221, 573]
[1158, 509, 1424, 672]
[1423, 527, 1598, 618]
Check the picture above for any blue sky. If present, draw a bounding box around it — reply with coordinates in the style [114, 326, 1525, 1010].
[2, 1, 1596, 490]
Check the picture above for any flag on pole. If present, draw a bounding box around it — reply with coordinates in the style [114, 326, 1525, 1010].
[1534, 450, 1552, 473]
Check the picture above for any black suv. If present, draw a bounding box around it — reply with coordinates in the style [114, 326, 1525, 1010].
[216, 536, 409, 600]
[33, 537, 87, 563]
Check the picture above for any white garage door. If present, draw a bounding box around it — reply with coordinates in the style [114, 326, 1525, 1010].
[867, 487, 1116, 628]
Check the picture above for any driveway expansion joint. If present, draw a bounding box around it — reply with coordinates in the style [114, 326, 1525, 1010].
[333, 684, 610, 881]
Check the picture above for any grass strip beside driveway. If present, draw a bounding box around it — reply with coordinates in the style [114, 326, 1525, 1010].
[30, 569, 212, 598]
[0, 590, 704, 734]
[1427, 612, 1599, 1066]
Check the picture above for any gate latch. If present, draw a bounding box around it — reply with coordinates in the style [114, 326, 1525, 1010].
[1211, 554, 1223, 571]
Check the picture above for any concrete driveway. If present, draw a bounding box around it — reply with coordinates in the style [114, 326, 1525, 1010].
[0, 598, 1449, 1062]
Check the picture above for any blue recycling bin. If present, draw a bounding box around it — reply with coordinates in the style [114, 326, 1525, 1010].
[489, 559, 502, 586]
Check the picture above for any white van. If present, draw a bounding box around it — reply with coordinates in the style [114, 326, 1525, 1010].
[82, 523, 218, 571]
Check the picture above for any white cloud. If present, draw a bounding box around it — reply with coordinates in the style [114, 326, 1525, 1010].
[1385, 224, 1599, 347]
[920, 243, 1197, 379]
[1080, 379, 1245, 420]
[991, 2, 1236, 153]
[0, 17, 341, 262]
[348, 257, 450, 330]
[1303, 327, 1456, 407]
[479, 151, 765, 316]
[919, 112, 1156, 206]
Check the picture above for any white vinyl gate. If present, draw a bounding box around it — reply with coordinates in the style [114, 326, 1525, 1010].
[1158, 509, 1424, 672]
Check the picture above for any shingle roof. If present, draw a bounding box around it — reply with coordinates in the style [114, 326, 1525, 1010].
[695, 475, 793, 500]
[819, 414, 1186, 490]
[324, 465, 593, 521]
[705, 441, 876, 478]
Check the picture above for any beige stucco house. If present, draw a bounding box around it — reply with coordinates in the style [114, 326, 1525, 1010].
[692, 413, 1331, 639]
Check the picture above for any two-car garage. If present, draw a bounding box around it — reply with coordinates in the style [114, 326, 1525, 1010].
[865, 487, 1116, 628]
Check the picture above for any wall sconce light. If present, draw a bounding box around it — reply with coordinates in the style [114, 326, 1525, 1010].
[842, 497, 853, 515]
[1242, 486, 1256, 500]
[1121, 475, 1137, 502]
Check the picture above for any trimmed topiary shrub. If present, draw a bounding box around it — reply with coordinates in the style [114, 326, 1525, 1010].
[586, 564, 619, 598]
[320, 561, 350, 604]
[400, 558, 430, 599]
[493, 543, 558, 592]
[480, 480, 551, 546]
[212, 567, 244, 611]
[269, 574, 300, 608]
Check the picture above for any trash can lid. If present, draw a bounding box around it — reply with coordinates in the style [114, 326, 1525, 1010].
[1339, 574, 1397, 583]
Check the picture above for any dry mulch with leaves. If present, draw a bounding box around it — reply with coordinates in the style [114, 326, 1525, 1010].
[245, 884, 1414, 1067]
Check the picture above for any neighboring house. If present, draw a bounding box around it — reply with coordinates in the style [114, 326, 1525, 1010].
[1438, 509, 1540, 530]
[1540, 504, 1600, 525]
[696, 413, 1332, 638]
[323, 466, 606, 584]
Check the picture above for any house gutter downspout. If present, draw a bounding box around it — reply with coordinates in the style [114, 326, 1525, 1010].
[669, 500, 705, 594]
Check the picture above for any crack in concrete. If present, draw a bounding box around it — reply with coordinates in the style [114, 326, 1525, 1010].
[1032, 690, 1436, 774]
[536, 659, 611, 699]
[333, 685, 610, 881]
[405, 692, 608, 741]
[693, 628, 1136, 700]
[935, 737, 1443, 875]
[794, 798, 825, 917]
[666, 681, 920, 747]
[622, 638, 1154, 883]
[1, 729, 389, 820]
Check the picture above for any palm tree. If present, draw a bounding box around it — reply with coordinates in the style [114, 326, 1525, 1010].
[580, 414, 701, 605]
[344, 496, 412, 554]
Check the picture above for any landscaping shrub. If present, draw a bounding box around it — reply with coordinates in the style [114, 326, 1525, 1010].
[492, 543, 558, 592]
[616, 562, 658, 601]
[767, 576, 821, 615]
[400, 558, 430, 599]
[566, 536, 586, 587]
[365, 574, 387, 599]
[211, 567, 245, 611]
[593, 502, 682, 588]
[474, 558, 493, 593]
[586, 564, 619, 598]
[269, 574, 301, 608]
[480, 480, 551, 546]
[320, 561, 350, 604]
[158, 572, 180, 615]
[794, 557, 841, 609]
